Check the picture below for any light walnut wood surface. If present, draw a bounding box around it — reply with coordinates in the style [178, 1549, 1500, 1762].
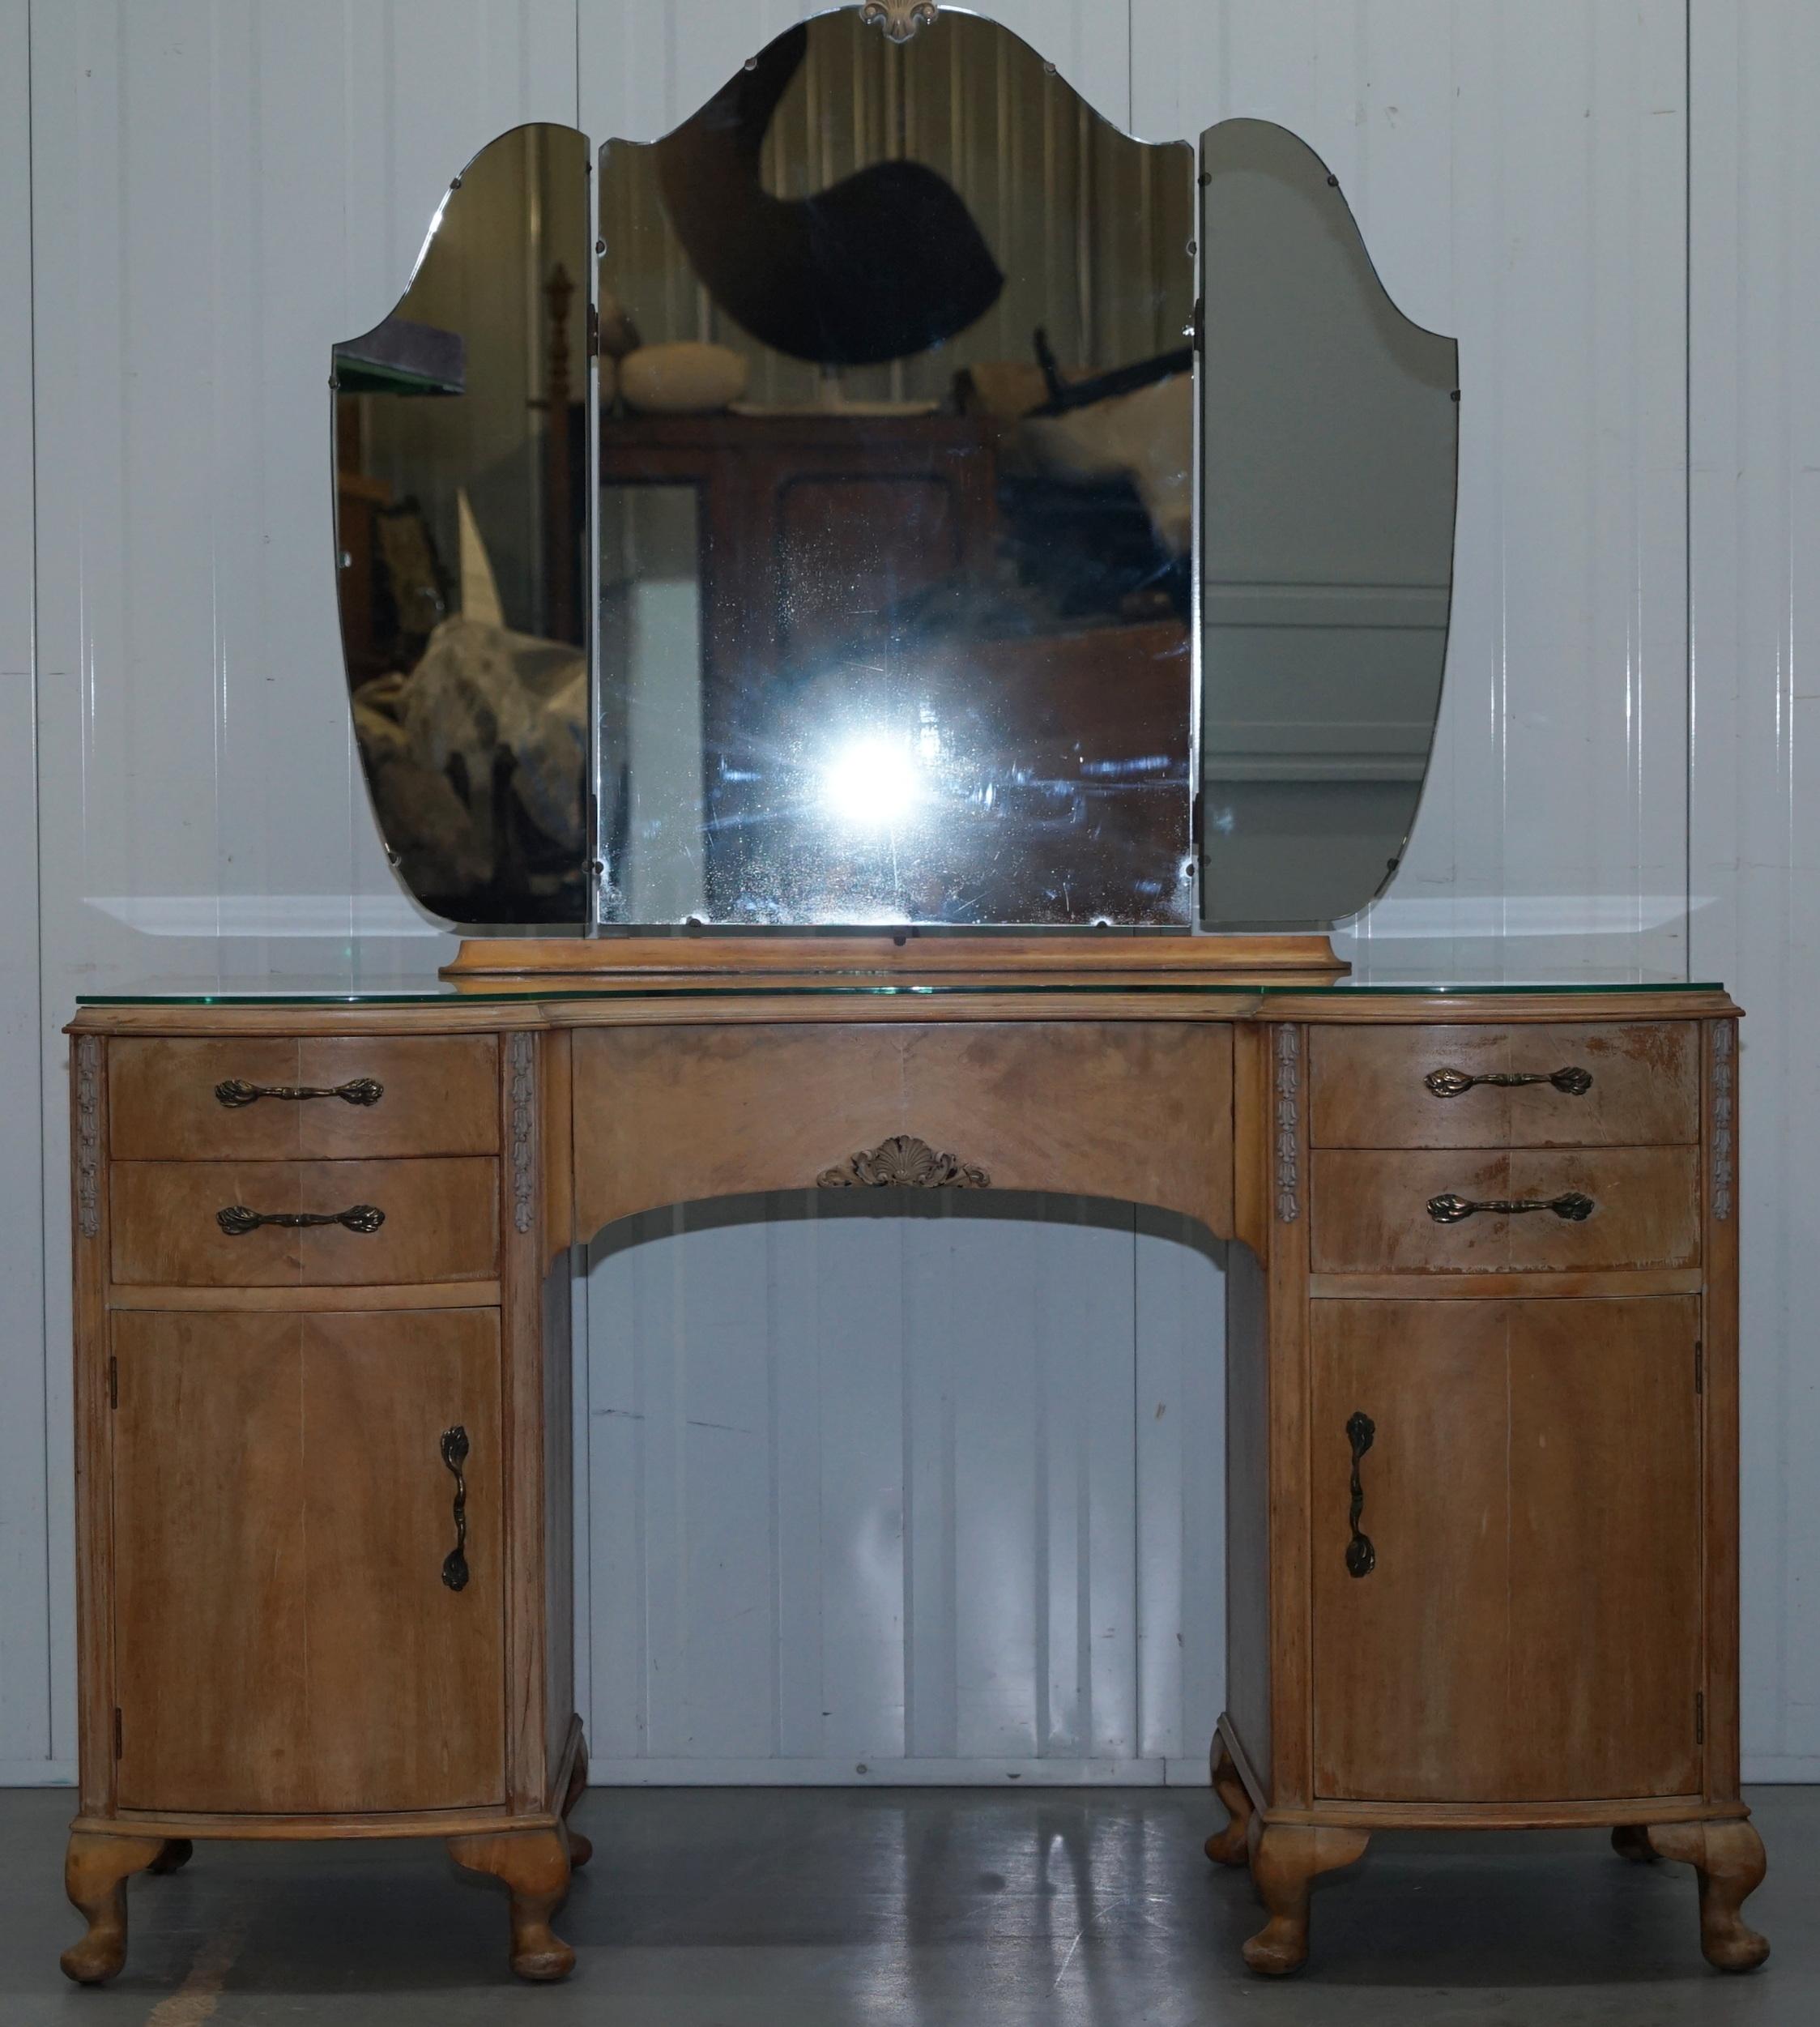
[1310, 1146, 1701, 1274]
[109, 1159, 499, 1285]
[65, 971, 1757, 1986]
[1309, 1022, 1699, 1148]
[1310, 1299, 1702, 1803]
[445, 931, 1348, 979]
[112, 1309, 504, 1815]
[109, 1036, 501, 1159]
[573, 1022, 1234, 1239]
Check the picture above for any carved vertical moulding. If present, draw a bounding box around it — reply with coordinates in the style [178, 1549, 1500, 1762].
[75, 1037, 101, 1240]
[509, 1032, 536, 1235]
[1711, 1019, 1735, 1221]
[1273, 1024, 1301, 1223]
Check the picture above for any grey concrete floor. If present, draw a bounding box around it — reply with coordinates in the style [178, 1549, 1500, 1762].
[2, 1785, 1815, 2025]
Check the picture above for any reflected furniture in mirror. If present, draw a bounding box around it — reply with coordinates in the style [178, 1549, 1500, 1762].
[61, 0, 1763, 1993]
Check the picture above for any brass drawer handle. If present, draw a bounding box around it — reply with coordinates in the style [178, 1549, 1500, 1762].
[441, 1425, 471, 1592]
[215, 1077, 384, 1108]
[216, 1203, 386, 1236]
[1425, 1065, 1592, 1099]
[1426, 1190, 1594, 1224]
[1345, 1411, 1376, 1578]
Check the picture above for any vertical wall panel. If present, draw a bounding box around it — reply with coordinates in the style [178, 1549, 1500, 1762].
[27, 0, 578, 1776]
[1690, 0, 1820, 1780]
[1140, 0, 1689, 972]
[0, 0, 53, 1778]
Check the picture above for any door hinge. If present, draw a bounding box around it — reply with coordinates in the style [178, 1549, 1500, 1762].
[113, 1708, 122, 1760]
[108, 1356, 117, 1410]
[1696, 1692, 1706, 1746]
[1694, 1339, 1703, 1396]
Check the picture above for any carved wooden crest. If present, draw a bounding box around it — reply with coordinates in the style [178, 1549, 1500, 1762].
[816, 1134, 989, 1189]
[859, 1, 938, 43]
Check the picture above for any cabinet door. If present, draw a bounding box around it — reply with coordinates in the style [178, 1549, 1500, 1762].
[1311, 1298, 1701, 1803]
[113, 1309, 504, 1814]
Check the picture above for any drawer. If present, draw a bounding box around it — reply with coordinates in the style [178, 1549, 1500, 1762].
[108, 1037, 500, 1160]
[1308, 1022, 1699, 1150]
[109, 1159, 500, 1286]
[1309, 1147, 1700, 1275]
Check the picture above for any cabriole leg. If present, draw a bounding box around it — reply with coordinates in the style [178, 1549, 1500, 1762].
[1204, 1739, 1252, 1867]
[1242, 1824, 1370, 1976]
[1611, 1824, 1657, 1864]
[1643, 1820, 1769, 1972]
[60, 1831, 167, 1985]
[561, 1731, 592, 1870]
[448, 1828, 576, 1982]
[147, 1838, 194, 1875]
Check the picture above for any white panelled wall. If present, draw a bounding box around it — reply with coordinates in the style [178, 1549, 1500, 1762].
[1, 0, 1814, 1784]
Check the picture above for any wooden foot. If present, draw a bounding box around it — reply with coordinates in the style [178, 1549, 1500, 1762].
[60, 1832, 167, 1985]
[1242, 1824, 1370, 1976]
[1204, 1739, 1252, 1867]
[1643, 1820, 1770, 1972]
[448, 1829, 575, 1982]
[147, 1838, 194, 1876]
[1611, 1824, 1657, 1864]
[561, 1730, 592, 1870]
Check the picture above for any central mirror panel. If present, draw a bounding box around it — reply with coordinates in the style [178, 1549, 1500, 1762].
[596, 10, 1196, 926]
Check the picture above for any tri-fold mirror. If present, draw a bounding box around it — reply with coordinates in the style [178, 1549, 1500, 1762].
[332, 2, 1457, 935]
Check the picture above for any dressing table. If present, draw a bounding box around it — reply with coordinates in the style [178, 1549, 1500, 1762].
[59, 0, 1767, 1991]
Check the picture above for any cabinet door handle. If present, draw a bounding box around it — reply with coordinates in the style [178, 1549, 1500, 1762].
[215, 1077, 384, 1107]
[215, 1203, 386, 1235]
[441, 1426, 471, 1592]
[1426, 1191, 1594, 1224]
[1345, 1411, 1376, 1578]
[1425, 1065, 1592, 1099]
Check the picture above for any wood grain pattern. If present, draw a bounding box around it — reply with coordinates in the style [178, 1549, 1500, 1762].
[1703, 1018, 1744, 1803]
[59, 1833, 166, 1986]
[66, 980, 1756, 1987]
[108, 1036, 500, 1159]
[1223, 1244, 1272, 1797]
[444, 932, 1346, 979]
[1310, 1146, 1701, 1274]
[1642, 1819, 1770, 1971]
[298, 1311, 505, 1812]
[113, 1310, 505, 1815]
[109, 1159, 499, 1285]
[1309, 1022, 1699, 1148]
[113, 1312, 309, 1812]
[1311, 1299, 1702, 1803]
[1243, 1824, 1370, 1975]
[573, 1022, 1234, 1239]
[445, 1827, 573, 1981]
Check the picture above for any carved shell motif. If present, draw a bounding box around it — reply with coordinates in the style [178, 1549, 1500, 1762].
[859, 1, 938, 44]
[816, 1134, 989, 1190]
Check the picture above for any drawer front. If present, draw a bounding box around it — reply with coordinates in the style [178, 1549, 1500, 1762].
[110, 1159, 500, 1286]
[1309, 1022, 1699, 1150]
[109, 1037, 500, 1160]
[1310, 1147, 1700, 1275]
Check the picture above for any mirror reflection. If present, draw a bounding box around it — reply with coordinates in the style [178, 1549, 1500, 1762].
[596, 10, 1196, 925]
[335, 124, 590, 926]
[1197, 120, 1458, 928]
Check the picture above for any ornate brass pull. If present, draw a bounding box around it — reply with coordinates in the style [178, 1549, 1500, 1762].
[1425, 1065, 1592, 1099]
[1426, 1191, 1594, 1224]
[441, 1426, 470, 1592]
[1345, 1412, 1376, 1578]
[215, 1076, 383, 1108]
[215, 1203, 386, 1236]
